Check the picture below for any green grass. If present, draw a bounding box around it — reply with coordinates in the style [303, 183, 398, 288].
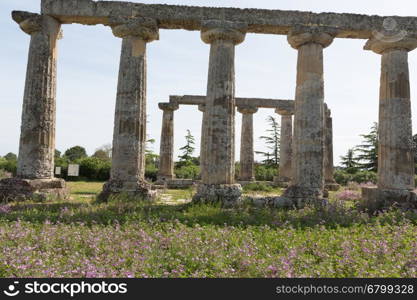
[0, 181, 416, 277]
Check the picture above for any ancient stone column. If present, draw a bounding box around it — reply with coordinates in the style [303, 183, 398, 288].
[238, 106, 258, 182]
[198, 104, 207, 179]
[193, 20, 247, 205]
[0, 12, 68, 201]
[281, 27, 335, 207]
[361, 36, 417, 209]
[100, 17, 159, 201]
[157, 103, 179, 183]
[323, 104, 340, 191]
[274, 109, 293, 186]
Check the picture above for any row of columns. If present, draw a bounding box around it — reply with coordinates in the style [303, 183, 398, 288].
[3, 11, 416, 208]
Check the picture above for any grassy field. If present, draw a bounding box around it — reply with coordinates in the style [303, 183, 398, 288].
[0, 181, 416, 278]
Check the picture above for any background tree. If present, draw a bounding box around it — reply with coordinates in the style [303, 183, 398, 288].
[64, 146, 87, 162]
[55, 150, 61, 159]
[355, 122, 378, 172]
[340, 148, 359, 173]
[145, 138, 158, 181]
[178, 130, 196, 166]
[255, 115, 280, 166]
[4, 152, 17, 161]
[92, 149, 110, 161]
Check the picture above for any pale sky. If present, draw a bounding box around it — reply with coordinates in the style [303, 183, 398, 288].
[1, 0, 416, 165]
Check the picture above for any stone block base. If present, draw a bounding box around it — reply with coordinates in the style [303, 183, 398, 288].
[280, 185, 327, 207]
[361, 187, 417, 211]
[325, 182, 341, 191]
[0, 177, 69, 202]
[155, 178, 196, 189]
[192, 183, 242, 206]
[272, 176, 289, 188]
[98, 179, 157, 202]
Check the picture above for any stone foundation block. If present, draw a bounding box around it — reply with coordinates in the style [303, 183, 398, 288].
[99, 179, 157, 202]
[325, 182, 341, 191]
[281, 185, 327, 207]
[0, 177, 69, 202]
[272, 176, 290, 188]
[361, 187, 417, 211]
[192, 183, 242, 206]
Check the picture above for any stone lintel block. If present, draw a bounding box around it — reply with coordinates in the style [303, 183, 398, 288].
[192, 183, 242, 206]
[99, 179, 157, 202]
[0, 178, 69, 202]
[360, 186, 417, 211]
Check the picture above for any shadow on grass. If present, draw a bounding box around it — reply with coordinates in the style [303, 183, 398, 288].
[1, 199, 417, 229]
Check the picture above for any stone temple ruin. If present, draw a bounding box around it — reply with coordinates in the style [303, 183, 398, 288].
[1, 0, 416, 209]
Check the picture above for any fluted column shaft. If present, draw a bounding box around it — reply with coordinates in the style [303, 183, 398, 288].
[157, 103, 179, 181]
[277, 110, 293, 182]
[284, 27, 335, 203]
[108, 18, 159, 192]
[238, 106, 258, 181]
[365, 38, 417, 190]
[201, 21, 246, 185]
[198, 104, 207, 178]
[14, 13, 61, 179]
[324, 105, 336, 184]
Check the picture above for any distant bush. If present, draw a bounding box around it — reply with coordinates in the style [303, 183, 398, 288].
[175, 164, 200, 180]
[145, 165, 158, 182]
[254, 165, 277, 181]
[0, 157, 17, 176]
[334, 170, 377, 186]
[243, 182, 273, 192]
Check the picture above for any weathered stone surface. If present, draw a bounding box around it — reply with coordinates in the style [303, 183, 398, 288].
[103, 19, 158, 199]
[198, 104, 207, 180]
[237, 106, 258, 182]
[361, 186, 417, 211]
[155, 178, 195, 189]
[13, 13, 61, 179]
[0, 178, 68, 202]
[282, 29, 335, 205]
[170, 95, 294, 112]
[157, 103, 179, 182]
[40, 1, 417, 39]
[323, 104, 340, 191]
[275, 110, 293, 184]
[193, 184, 242, 206]
[99, 179, 157, 202]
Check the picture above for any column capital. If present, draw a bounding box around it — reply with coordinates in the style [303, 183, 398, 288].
[12, 11, 62, 37]
[159, 102, 179, 111]
[110, 17, 159, 42]
[275, 108, 293, 116]
[201, 20, 247, 45]
[237, 105, 258, 114]
[198, 104, 206, 112]
[364, 36, 417, 54]
[287, 26, 337, 49]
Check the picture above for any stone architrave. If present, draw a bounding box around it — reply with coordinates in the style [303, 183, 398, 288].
[193, 20, 247, 206]
[100, 17, 159, 201]
[361, 36, 417, 210]
[157, 102, 179, 182]
[238, 106, 258, 182]
[280, 27, 335, 207]
[0, 12, 68, 201]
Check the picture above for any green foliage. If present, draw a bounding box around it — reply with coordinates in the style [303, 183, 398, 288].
[177, 130, 196, 167]
[78, 157, 111, 181]
[334, 170, 377, 186]
[242, 182, 273, 192]
[145, 164, 158, 182]
[254, 164, 277, 181]
[355, 122, 378, 172]
[256, 115, 280, 166]
[0, 157, 16, 175]
[64, 146, 88, 162]
[340, 148, 359, 172]
[175, 164, 200, 180]
[92, 149, 110, 161]
[4, 152, 17, 161]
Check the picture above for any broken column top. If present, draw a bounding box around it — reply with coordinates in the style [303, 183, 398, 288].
[37, 0, 417, 39]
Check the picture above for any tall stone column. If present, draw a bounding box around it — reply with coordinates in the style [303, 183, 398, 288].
[238, 106, 258, 182]
[157, 103, 179, 183]
[323, 104, 340, 191]
[281, 27, 335, 207]
[100, 17, 159, 201]
[198, 104, 207, 179]
[361, 37, 417, 209]
[193, 20, 247, 206]
[274, 109, 293, 186]
[0, 11, 68, 201]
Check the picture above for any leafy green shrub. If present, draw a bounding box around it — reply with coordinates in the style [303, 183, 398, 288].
[254, 165, 277, 181]
[334, 170, 352, 186]
[175, 164, 200, 180]
[145, 164, 158, 182]
[243, 182, 273, 192]
[0, 157, 16, 175]
[351, 171, 377, 184]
